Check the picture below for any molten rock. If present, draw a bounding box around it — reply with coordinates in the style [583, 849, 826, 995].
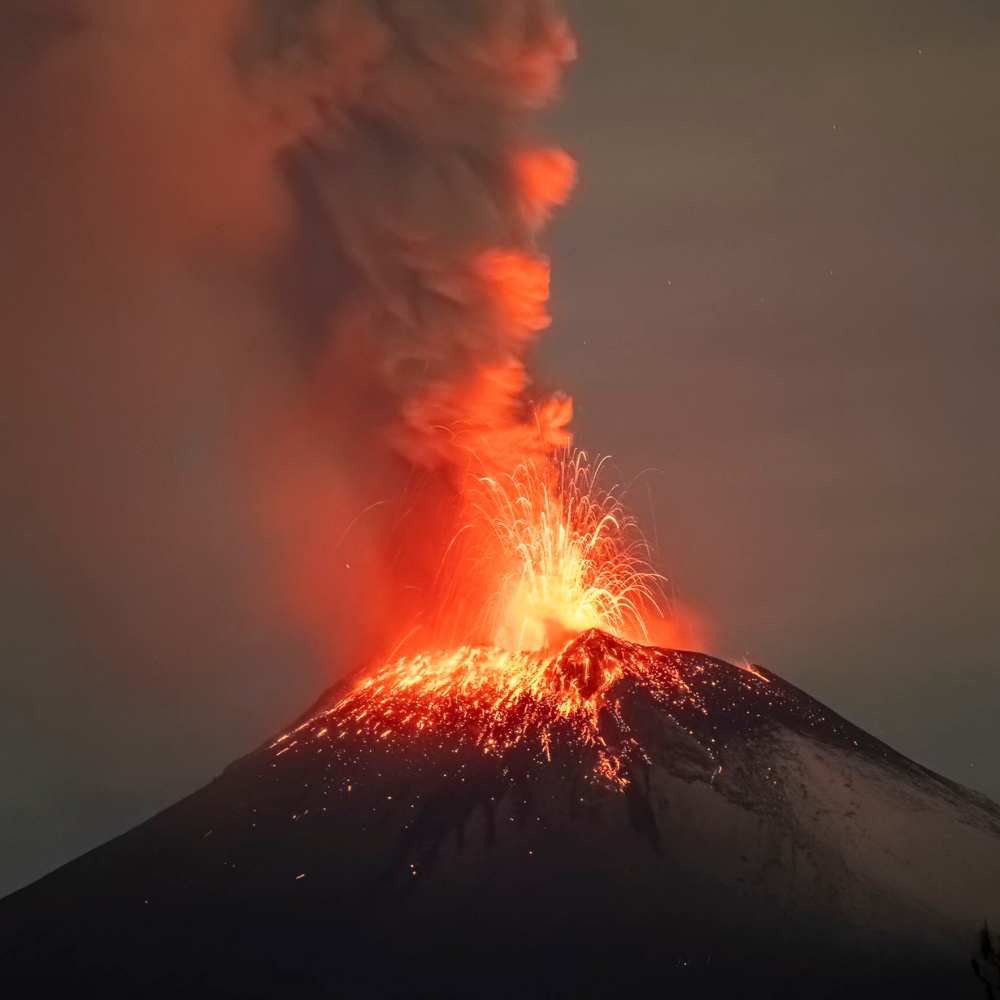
[3, 631, 999, 998]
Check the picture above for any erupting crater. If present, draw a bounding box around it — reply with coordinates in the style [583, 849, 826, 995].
[270, 627, 770, 791]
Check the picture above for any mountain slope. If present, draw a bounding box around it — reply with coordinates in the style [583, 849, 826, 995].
[3, 631, 998, 997]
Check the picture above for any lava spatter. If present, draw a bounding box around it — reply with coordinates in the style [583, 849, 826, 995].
[270, 629, 763, 790]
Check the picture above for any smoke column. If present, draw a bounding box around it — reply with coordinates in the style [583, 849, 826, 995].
[0, 0, 581, 742]
[245, 0, 581, 662]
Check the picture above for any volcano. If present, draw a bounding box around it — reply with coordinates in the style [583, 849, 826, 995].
[3, 630, 998, 998]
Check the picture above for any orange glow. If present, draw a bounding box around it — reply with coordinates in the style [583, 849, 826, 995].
[475, 250, 553, 337]
[510, 148, 577, 230]
[270, 628, 742, 791]
[267, 451, 717, 790]
[256, 14, 713, 793]
[472, 450, 659, 653]
[740, 660, 772, 684]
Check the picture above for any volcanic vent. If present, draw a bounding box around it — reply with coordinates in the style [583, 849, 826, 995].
[272, 627, 775, 794]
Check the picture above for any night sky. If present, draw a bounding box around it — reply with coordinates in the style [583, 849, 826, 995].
[548, 0, 1000, 808]
[2, 0, 998, 898]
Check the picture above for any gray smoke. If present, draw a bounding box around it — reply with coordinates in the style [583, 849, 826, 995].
[248, 0, 577, 472]
[240, 0, 580, 659]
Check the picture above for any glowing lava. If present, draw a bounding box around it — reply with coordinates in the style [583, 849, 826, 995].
[274, 630, 708, 790]
[475, 451, 659, 653]
[271, 451, 704, 789]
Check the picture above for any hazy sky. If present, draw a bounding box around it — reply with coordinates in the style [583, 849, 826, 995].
[547, 0, 1000, 799]
[2, 0, 998, 898]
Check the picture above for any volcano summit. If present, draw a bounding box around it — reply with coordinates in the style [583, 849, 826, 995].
[3, 630, 998, 998]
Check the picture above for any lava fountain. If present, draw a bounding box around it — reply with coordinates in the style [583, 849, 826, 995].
[271, 449, 711, 789]
[476, 450, 658, 653]
[259, 0, 705, 795]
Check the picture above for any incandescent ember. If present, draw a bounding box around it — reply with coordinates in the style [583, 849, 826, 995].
[270, 629, 770, 790]
[270, 450, 713, 788]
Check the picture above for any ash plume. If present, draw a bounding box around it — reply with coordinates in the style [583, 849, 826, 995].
[252, 0, 577, 472]
[1, 1, 580, 681]
[243, 0, 581, 657]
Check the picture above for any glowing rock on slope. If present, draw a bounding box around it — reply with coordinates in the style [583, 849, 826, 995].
[271, 629, 733, 789]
